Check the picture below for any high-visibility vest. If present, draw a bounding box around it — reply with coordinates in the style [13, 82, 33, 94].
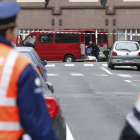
[0, 43, 30, 140]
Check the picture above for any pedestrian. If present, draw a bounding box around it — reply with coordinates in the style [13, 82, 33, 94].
[86, 41, 100, 59]
[119, 93, 140, 140]
[0, 1, 58, 140]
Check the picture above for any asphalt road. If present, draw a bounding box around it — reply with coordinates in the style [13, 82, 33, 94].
[46, 62, 140, 140]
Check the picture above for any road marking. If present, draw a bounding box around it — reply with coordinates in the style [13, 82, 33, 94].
[45, 64, 55, 67]
[71, 73, 84, 76]
[124, 80, 131, 83]
[47, 74, 59, 76]
[124, 80, 138, 87]
[118, 74, 132, 78]
[65, 64, 75, 66]
[101, 67, 113, 75]
[95, 74, 108, 76]
[66, 124, 74, 140]
[84, 64, 94, 66]
[102, 64, 107, 67]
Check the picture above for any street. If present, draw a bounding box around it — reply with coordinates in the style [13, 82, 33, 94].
[46, 62, 140, 140]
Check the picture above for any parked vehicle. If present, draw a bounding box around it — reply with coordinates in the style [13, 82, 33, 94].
[15, 47, 47, 81]
[103, 44, 113, 59]
[32, 64, 66, 140]
[16, 30, 109, 62]
[107, 41, 140, 70]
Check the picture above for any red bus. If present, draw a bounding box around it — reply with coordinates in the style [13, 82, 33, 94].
[17, 30, 109, 62]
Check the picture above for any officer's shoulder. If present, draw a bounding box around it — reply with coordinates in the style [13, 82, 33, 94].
[13, 50, 31, 64]
[13, 50, 32, 73]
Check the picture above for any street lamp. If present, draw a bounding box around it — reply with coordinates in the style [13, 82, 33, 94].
[101, 0, 107, 6]
[45, 0, 50, 8]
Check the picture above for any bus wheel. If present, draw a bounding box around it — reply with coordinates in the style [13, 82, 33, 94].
[64, 55, 75, 62]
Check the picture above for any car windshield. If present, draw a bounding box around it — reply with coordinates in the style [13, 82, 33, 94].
[21, 52, 35, 64]
[116, 42, 139, 51]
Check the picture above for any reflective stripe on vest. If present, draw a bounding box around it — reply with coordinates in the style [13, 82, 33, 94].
[0, 50, 18, 106]
[0, 122, 22, 130]
[0, 50, 22, 131]
[126, 112, 140, 135]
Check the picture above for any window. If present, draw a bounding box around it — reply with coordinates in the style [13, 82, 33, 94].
[118, 29, 140, 42]
[118, 29, 125, 41]
[55, 34, 79, 44]
[81, 34, 84, 43]
[18, 29, 50, 40]
[116, 43, 139, 51]
[38, 34, 53, 44]
[23, 35, 36, 46]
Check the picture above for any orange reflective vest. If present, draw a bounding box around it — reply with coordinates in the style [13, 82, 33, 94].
[0, 43, 30, 140]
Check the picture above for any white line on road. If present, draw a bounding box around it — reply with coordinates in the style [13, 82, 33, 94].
[47, 74, 59, 76]
[65, 64, 75, 67]
[124, 80, 138, 87]
[95, 74, 108, 76]
[124, 80, 131, 83]
[102, 64, 107, 67]
[45, 64, 55, 67]
[71, 73, 84, 76]
[118, 74, 132, 78]
[84, 64, 94, 66]
[66, 124, 74, 140]
[101, 67, 113, 75]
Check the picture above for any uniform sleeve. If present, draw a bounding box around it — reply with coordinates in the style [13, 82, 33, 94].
[120, 105, 140, 140]
[17, 64, 58, 140]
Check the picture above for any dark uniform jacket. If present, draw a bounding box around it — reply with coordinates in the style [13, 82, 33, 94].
[120, 96, 140, 140]
[87, 42, 100, 58]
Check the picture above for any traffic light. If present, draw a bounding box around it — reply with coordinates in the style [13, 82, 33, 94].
[101, 0, 107, 6]
[45, 0, 50, 8]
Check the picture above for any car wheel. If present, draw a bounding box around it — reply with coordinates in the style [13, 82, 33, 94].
[110, 63, 114, 70]
[64, 55, 75, 62]
[137, 66, 140, 71]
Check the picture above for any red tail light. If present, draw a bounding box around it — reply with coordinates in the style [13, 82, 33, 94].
[112, 51, 117, 56]
[37, 66, 42, 74]
[138, 52, 140, 56]
[44, 97, 60, 118]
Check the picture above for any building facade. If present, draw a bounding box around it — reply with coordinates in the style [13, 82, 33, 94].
[3, 0, 140, 45]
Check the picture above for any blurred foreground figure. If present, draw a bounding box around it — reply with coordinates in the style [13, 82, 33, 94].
[120, 94, 140, 140]
[0, 2, 58, 140]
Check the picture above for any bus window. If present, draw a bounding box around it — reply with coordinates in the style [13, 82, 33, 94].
[55, 34, 79, 44]
[81, 33, 84, 43]
[38, 34, 53, 44]
[85, 34, 92, 45]
[23, 35, 36, 48]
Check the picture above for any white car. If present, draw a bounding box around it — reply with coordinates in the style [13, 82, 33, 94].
[107, 41, 140, 70]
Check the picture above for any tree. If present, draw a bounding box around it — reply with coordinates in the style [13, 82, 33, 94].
[101, 0, 107, 6]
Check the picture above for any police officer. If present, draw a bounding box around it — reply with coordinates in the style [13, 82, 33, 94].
[86, 41, 100, 59]
[0, 2, 58, 140]
[120, 94, 140, 140]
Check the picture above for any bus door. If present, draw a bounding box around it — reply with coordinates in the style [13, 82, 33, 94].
[97, 31, 109, 52]
[84, 31, 96, 55]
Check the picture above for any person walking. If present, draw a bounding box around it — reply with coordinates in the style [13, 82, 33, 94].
[0, 1, 58, 140]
